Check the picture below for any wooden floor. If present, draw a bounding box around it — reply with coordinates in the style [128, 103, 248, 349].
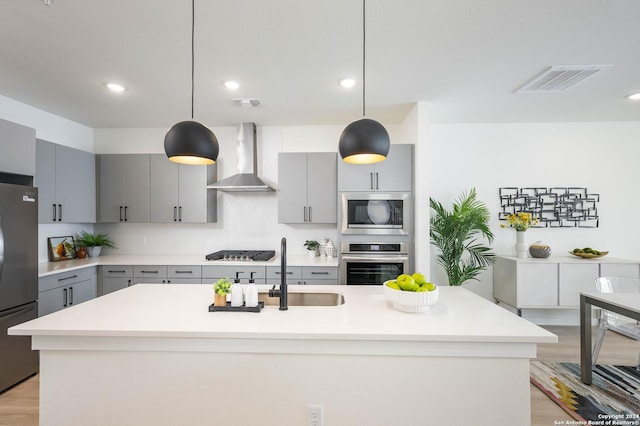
[0, 326, 638, 425]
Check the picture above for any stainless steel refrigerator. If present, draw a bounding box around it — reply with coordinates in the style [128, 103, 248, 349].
[0, 182, 38, 392]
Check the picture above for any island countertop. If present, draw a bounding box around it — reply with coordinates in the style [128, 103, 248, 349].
[11, 284, 556, 345]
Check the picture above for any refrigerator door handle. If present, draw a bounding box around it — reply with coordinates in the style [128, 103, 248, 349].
[0, 216, 3, 281]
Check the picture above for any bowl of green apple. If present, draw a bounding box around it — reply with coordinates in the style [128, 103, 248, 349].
[384, 273, 439, 313]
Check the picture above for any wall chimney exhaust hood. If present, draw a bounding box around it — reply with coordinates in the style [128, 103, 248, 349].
[207, 123, 275, 192]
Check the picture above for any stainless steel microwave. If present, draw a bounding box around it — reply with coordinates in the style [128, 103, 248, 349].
[340, 192, 411, 235]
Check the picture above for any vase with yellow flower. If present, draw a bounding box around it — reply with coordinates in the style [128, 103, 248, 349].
[501, 212, 539, 258]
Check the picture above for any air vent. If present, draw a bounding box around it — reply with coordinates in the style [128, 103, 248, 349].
[515, 65, 611, 93]
[233, 99, 262, 108]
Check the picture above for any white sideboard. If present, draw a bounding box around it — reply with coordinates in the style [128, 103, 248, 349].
[493, 255, 640, 317]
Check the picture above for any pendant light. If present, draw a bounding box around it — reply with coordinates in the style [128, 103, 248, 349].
[338, 0, 390, 165]
[164, 0, 219, 166]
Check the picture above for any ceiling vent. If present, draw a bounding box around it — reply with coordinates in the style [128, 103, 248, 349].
[233, 99, 262, 108]
[515, 65, 611, 93]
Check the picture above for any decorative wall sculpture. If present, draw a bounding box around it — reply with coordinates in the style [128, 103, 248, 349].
[499, 187, 599, 228]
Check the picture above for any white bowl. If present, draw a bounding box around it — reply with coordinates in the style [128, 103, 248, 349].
[383, 280, 439, 313]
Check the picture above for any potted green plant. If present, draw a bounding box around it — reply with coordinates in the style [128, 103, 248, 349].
[304, 240, 319, 257]
[429, 188, 496, 286]
[75, 231, 116, 258]
[213, 278, 232, 306]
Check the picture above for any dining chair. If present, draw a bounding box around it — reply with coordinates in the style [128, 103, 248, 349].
[592, 276, 640, 369]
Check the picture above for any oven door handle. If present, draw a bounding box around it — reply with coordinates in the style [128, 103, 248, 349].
[341, 255, 408, 263]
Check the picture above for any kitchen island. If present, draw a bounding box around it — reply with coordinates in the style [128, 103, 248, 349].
[10, 284, 555, 426]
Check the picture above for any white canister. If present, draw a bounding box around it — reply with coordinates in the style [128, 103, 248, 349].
[325, 240, 335, 257]
[245, 283, 258, 308]
[230, 285, 244, 307]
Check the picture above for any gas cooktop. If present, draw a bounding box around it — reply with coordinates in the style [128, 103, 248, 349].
[205, 250, 276, 262]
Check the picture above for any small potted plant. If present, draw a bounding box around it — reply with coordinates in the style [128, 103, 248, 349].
[213, 278, 232, 306]
[304, 240, 319, 257]
[75, 231, 116, 258]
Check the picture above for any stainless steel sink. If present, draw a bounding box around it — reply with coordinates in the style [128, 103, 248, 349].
[258, 292, 344, 307]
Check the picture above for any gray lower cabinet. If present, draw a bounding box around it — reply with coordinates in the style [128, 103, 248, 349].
[337, 144, 413, 192]
[36, 139, 96, 223]
[202, 265, 266, 284]
[0, 118, 35, 176]
[149, 155, 215, 223]
[133, 265, 168, 285]
[167, 265, 202, 284]
[266, 266, 338, 285]
[278, 152, 337, 224]
[97, 154, 150, 223]
[38, 267, 97, 316]
[100, 265, 134, 295]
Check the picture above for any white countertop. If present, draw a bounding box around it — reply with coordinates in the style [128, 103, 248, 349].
[38, 254, 338, 277]
[497, 254, 638, 263]
[11, 284, 556, 344]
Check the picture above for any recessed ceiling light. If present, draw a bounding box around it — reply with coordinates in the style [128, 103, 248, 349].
[224, 81, 240, 90]
[105, 83, 126, 93]
[339, 78, 357, 88]
[626, 92, 640, 101]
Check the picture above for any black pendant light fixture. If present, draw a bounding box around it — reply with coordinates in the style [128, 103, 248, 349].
[164, 0, 219, 166]
[338, 0, 390, 165]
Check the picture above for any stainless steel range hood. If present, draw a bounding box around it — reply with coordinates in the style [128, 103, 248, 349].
[207, 123, 275, 192]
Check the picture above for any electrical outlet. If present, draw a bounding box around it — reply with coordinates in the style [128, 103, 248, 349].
[307, 404, 323, 426]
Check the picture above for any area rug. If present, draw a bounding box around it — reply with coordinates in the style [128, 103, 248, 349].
[530, 361, 640, 424]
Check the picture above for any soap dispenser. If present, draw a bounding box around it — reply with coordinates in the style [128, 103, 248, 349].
[245, 283, 258, 307]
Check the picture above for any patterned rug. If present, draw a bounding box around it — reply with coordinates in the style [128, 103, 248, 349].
[530, 361, 640, 424]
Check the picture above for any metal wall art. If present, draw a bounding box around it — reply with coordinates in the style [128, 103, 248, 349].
[499, 187, 599, 228]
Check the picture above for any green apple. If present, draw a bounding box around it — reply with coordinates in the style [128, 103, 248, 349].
[386, 280, 401, 290]
[396, 274, 416, 291]
[416, 286, 429, 292]
[412, 272, 427, 285]
[422, 282, 436, 292]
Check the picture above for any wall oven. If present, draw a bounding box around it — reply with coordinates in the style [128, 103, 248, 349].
[340, 192, 410, 235]
[340, 242, 409, 285]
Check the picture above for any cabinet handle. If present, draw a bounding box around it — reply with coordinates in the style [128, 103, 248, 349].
[58, 274, 78, 282]
[63, 288, 68, 307]
[58, 204, 62, 222]
[166, 280, 171, 284]
[308, 206, 312, 222]
[303, 206, 307, 222]
[370, 172, 374, 190]
[127, 279, 132, 287]
[174, 206, 177, 222]
[52, 204, 57, 221]
[108, 270, 126, 273]
[375, 172, 379, 190]
[179, 206, 182, 222]
[310, 271, 329, 275]
[120, 206, 123, 221]
[274, 271, 293, 275]
[174, 270, 193, 274]
[124, 206, 128, 221]
[69, 286, 74, 305]
[140, 270, 159, 274]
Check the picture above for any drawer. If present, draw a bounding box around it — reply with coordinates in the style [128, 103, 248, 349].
[133, 265, 168, 278]
[266, 266, 302, 280]
[167, 265, 202, 279]
[102, 265, 133, 278]
[202, 266, 266, 280]
[302, 267, 338, 280]
[39, 267, 97, 293]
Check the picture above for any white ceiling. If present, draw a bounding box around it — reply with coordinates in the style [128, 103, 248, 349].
[1, 0, 639, 129]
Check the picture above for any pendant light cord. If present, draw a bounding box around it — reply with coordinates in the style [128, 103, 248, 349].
[191, 0, 195, 120]
[362, 0, 366, 118]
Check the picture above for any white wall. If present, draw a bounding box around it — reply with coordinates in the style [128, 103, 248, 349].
[423, 121, 640, 300]
[93, 124, 405, 256]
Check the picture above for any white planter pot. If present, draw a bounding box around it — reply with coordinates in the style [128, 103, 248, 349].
[87, 246, 102, 258]
[307, 249, 317, 257]
[515, 231, 528, 258]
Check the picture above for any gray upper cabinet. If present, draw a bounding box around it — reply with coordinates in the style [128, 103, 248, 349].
[35, 139, 96, 223]
[97, 154, 150, 223]
[149, 154, 210, 223]
[337, 144, 413, 192]
[0, 118, 35, 177]
[278, 152, 337, 224]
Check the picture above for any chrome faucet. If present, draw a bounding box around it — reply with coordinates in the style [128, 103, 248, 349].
[268, 237, 288, 310]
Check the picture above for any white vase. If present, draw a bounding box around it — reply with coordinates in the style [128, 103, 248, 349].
[515, 231, 528, 258]
[87, 246, 102, 258]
